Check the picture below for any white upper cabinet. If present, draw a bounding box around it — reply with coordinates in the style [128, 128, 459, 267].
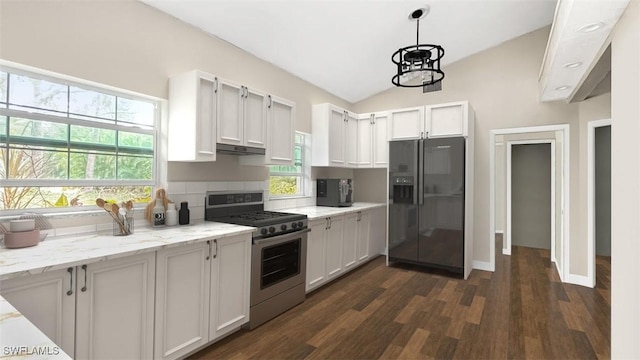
[425, 101, 469, 138]
[244, 87, 268, 148]
[168, 70, 217, 162]
[388, 106, 425, 141]
[217, 79, 267, 148]
[357, 113, 373, 167]
[387, 102, 472, 140]
[312, 103, 349, 167]
[345, 111, 359, 167]
[359, 111, 389, 168]
[266, 95, 295, 164]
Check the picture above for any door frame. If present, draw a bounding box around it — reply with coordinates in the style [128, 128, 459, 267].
[506, 140, 556, 264]
[587, 118, 611, 288]
[489, 124, 569, 282]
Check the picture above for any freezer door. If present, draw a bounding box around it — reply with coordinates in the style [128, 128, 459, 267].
[388, 140, 419, 262]
[418, 137, 465, 270]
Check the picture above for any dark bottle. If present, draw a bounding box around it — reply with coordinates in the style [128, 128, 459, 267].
[179, 201, 190, 225]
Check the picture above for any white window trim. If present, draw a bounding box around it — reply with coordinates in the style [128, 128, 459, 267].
[269, 131, 311, 199]
[0, 59, 167, 216]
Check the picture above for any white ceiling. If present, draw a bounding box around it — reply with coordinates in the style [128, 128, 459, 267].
[141, 0, 558, 103]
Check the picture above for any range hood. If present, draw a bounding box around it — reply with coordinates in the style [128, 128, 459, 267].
[216, 143, 266, 156]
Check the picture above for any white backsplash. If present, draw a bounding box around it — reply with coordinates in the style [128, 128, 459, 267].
[166, 180, 317, 218]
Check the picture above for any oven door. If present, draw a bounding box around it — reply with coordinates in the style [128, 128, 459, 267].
[251, 228, 309, 306]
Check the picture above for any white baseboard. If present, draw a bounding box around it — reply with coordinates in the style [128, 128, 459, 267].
[472, 260, 494, 272]
[565, 273, 594, 288]
[502, 248, 511, 255]
[495, 230, 504, 234]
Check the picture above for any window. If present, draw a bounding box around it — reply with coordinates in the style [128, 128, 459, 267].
[269, 132, 307, 197]
[0, 66, 157, 211]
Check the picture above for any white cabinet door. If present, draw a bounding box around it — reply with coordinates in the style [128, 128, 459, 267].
[328, 106, 346, 166]
[388, 107, 424, 140]
[210, 234, 251, 340]
[155, 242, 211, 360]
[306, 219, 327, 292]
[357, 211, 371, 262]
[0, 269, 76, 357]
[267, 95, 295, 164]
[75, 252, 155, 360]
[372, 112, 389, 168]
[357, 114, 373, 167]
[326, 215, 344, 279]
[342, 212, 358, 271]
[345, 111, 359, 167]
[168, 70, 217, 162]
[425, 101, 468, 138]
[370, 207, 387, 257]
[217, 79, 244, 146]
[243, 87, 267, 148]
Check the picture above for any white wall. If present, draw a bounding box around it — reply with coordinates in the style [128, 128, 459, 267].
[610, 0, 640, 357]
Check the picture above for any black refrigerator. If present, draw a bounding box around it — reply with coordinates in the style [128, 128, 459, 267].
[388, 137, 465, 273]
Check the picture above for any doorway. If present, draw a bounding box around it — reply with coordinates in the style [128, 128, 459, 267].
[506, 140, 555, 261]
[588, 119, 612, 287]
[510, 143, 553, 251]
[489, 124, 569, 281]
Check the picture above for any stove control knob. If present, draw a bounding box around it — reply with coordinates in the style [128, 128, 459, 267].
[281, 224, 287, 231]
[268, 226, 276, 234]
[260, 228, 268, 235]
[291, 222, 297, 229]
[297, 221, 304, 228]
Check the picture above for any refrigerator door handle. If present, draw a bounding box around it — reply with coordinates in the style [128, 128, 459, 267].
[418, 139, 424, 205]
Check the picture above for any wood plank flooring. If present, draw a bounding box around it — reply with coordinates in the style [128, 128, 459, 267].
[191, 236, 611, 359]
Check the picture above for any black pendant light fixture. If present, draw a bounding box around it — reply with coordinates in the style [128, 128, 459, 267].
[392, 6, 445, 88]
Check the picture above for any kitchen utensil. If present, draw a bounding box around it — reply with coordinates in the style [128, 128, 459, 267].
[97, 198, 129, 235]
[10, 219, 35, 232]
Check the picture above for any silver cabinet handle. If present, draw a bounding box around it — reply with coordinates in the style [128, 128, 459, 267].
[206, 240, 211, 260]
[81, 265, 88, 292]
[66, 267, 74, 296]
[213, 239, 218, 259]
[328, 217, 332, 229]
[268, 95, 272, 109]
[214, 77, 218, 93]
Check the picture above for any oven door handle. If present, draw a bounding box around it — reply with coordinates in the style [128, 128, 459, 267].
[253, 228, 311, 245]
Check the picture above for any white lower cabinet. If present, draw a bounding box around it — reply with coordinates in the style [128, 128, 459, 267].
[343, 213, 358, 271]
[306, 219, 328, 292]
[1, 253, 155, 359]
[306, 207, 386, 293]
[155, 234, 250, 360]
[0, 268, 76, 357]
[325, 216, 345, 280]
[155, 242, 211, 360]
[209, 234, 251, 340]
[369, 206, 387, 256]
[75, 253, 156, 360]
[357, 211, 371, 262]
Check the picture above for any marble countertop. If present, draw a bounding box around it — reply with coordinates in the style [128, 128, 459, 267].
[0, 221, 254, 281]
[0, 296, 71, 359]
[280, 202, 386, 220]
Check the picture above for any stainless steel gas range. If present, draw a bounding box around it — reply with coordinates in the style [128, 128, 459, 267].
[204, 191, 308, 329]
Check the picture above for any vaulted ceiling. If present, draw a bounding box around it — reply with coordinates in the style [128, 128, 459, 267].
[140, 0, 558, 103]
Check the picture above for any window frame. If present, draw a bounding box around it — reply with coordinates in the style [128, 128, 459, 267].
[269, 132, 309, 199]
[0, 62, 162, 214]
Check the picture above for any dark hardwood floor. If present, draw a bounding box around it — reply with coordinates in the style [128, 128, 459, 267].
[191, 236, 611, 359]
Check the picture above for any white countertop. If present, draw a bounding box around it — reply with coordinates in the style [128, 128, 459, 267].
[0, 296, 71, 359]
[280, 202, 386, 220]
[0, 221, 254, 281]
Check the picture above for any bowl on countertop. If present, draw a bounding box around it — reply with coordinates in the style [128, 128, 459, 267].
[4, 229, 40, 248]
[10, 219, 35, 232]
